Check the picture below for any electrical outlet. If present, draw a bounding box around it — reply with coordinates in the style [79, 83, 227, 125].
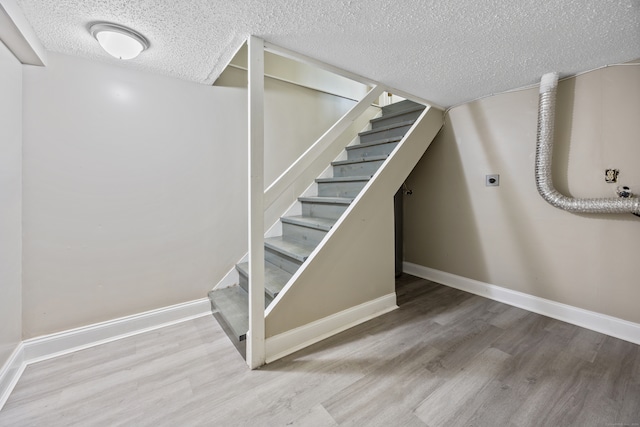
[486, 174, 500, 187]
[605, 169, 619, 183]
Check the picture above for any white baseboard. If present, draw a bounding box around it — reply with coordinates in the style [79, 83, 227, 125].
[265, 293, 398, 363]
[0, 344, 26, 411]
[403, 262, 640, 346]
[23, 298, 212, 364]
[0, 297, 211, 412]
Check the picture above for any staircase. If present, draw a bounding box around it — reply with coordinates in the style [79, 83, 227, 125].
[208, 99, 426, 358]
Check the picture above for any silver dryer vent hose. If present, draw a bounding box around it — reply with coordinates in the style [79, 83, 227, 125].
[535, 72, 640, 215]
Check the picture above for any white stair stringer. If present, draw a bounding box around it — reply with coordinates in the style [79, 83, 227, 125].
[263, 106, 444, 362]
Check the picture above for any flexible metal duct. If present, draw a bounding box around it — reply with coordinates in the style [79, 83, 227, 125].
[535, 72, 640, 215]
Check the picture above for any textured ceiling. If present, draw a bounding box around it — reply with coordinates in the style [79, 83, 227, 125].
[15, 0, 640, 107]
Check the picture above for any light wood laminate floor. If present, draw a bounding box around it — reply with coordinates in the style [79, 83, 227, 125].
[1, 275, 639, 426]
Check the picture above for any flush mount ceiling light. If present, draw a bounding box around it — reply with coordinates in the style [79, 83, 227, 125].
[90, 22, 149, 60]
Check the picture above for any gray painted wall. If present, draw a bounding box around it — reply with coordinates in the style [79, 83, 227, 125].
[405, 65, 640, 324]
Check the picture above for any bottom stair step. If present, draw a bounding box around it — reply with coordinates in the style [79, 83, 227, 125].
[208, 286, 248, 342]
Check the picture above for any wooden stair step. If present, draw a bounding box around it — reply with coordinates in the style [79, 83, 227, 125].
[298, 196, 353, 220]
[332, 155, 388, 166]
[346, 136, 402, 151]
[264, 236, 316, 263]
[316, 176, 371, 183]
[381, 99, 424, 115]
[236, 261, 292, 299]
[358, 119, 417, 137]
[370, 104, 425, 125]
[298, 196, 354, 205]
[280, 215, 336, 232]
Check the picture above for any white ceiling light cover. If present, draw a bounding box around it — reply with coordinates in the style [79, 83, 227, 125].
[90, 23, 148, 60]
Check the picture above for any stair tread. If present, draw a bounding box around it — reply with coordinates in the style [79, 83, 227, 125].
[332, 155, 388, 166]
[236, 262, 292, 298]
[298, 196, 354, 204]
[281, 215, 336, 231]
[381, 99, 424, 114]
[372, 104, 425, 122]
[209, 286, 248, 341]
[316, 175, 371, 183]
[264, 236, 317, 262]
[346, 136, 402, 150]
[358, 119, 416, 136]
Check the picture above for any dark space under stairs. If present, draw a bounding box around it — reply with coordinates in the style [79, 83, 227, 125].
[208, 100, 426, 357]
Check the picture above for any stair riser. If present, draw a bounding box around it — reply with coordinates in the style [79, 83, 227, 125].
[208, 289, 249, 343]
[238, 273, 247, 293]
[371, 109, 422, 129]
[333, 159, 385, 177]
[265, 247, 304, 275]
[301, 201, 349, 220]
[237, 272, 275, 305]
[317, 180, 368, 198]
[347, 141, 399, 160]
[282, 222, 328, 246]
[359, 124, 412, 144]
[212, 311, 247, 357]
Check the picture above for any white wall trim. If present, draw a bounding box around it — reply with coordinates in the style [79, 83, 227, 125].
[22, 298, 211, 364]
[0, 344, 26, 411]
[403, 262, 640, 346]
[0, 298, 210, 411]
[265, 293, 397, 363]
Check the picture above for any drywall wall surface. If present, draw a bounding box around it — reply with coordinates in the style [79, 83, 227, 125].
[404, 65, 640, 324]
[215, 66, 356, 187]
[20, 53, 247, 338]
[22, 52, 357, 338]
[0, 41, 22, 364]
[266, 197, 395, 337]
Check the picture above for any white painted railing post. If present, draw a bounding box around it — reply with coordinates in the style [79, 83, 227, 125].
[247, 36, 265, 369]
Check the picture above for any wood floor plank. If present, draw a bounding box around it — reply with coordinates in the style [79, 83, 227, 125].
[289, 404, 339, 426]
[322, 341, 442, 425]
[491, 311, 555, 356]
[508, 351, 608, 426]
[428, 292, 486, 326]
[1, 274, 638, 427]
[414, 347, 512, 426]
[464, 330, 571, 426]
[564, 327, 607, 363]
[588, 336, 640, 425]
[489, 305, 531, 329]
